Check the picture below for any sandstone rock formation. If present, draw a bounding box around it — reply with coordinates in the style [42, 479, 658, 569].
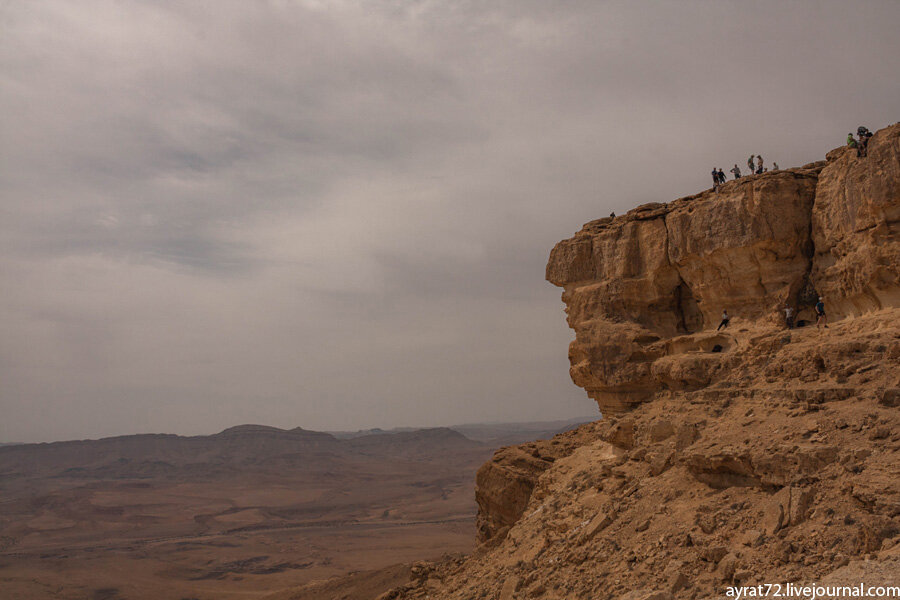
[474, 436, 581, 543]
[547, 123, 899, 415]
[812, 125, 900, 317]
[380, 124, 900, 600]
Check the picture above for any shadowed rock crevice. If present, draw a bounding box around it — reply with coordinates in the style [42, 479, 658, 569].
[674, 280, 703, 334]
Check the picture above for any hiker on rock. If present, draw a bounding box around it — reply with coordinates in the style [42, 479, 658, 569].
[748, 155, 755, 175]
[712, 168, 720, 191]
[756, 154, 764, 174]
[717, 310, 730, 331]
[848, 133, 859, 156]
[717, 168, 726, 185]
[815, 297, 827, 330]
[773, 162, 779, 170]
[858, 129, 872, 157]
[784, 305, 794, 329]
[730, 164, 741, 179]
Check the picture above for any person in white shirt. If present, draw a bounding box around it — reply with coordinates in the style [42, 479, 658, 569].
[717, 310, 730, 331]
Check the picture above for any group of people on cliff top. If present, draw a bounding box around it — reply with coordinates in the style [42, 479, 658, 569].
[712, 124, 874, 193]
[711, 154, 779, 192]
[847, 126, 873, 157]
[716, 299, 827, 334]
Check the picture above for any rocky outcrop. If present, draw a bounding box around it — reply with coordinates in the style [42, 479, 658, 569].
[547, 123, 900, 415]
[811, 125, 900, 317]
[383, 124, 900, 600]
[474, 434, 589, 543]
[389, 310, 900, 600]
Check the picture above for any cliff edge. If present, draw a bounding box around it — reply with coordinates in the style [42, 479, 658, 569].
[382, 124, 900, 600]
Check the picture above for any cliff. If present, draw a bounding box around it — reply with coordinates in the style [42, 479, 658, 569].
[382, 124, 900, 600]
[547, 123, 899, 416]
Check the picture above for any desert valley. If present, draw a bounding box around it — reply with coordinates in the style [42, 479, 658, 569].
[0, 420, 584, 599]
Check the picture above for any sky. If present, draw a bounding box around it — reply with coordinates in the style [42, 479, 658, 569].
[2, 1, 899, 443]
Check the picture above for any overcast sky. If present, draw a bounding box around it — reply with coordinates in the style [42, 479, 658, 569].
[2, 1, 898, 443]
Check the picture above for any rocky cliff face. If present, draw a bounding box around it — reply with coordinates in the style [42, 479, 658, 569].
[812, 126, 900, 317]
[547, 124, 899, 416]
[383, 124, 900, 600]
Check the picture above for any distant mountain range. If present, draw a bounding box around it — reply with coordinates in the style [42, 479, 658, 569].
[0, 425, 479, 480]
[329, 416, 594, 445]
[0, 418, 594, 480]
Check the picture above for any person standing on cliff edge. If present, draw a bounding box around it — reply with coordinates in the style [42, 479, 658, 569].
[784, 305, 794, 329]
[711, 167, 720, 192]
[731, 164, 741, 179]
[756, 154, 764, 174]
[717, 310, 730, 331]
[748, 155, 755, 175]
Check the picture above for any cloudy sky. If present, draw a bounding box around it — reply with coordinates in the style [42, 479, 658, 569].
[2, 1, 898, 443]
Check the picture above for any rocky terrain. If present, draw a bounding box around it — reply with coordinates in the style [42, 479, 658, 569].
[375, 124, 900, 600]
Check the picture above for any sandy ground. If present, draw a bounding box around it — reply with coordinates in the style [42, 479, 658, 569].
[0, 439, 490, 599]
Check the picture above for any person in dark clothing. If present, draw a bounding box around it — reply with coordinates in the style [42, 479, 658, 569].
[712, 168, 720, 191]
[731, 164, 741, 179]
[748, 155, 755, 175]
[717, 310, 730, 331]
[815, 297, 827, 330]
[860, 132, 872, 157]
[717, 168, 726, 184]
[756, 154, 764, 174]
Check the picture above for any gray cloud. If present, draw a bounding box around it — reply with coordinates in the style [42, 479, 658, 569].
[2, 0, 899, 442]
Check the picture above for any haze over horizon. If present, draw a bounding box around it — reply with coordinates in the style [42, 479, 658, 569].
[2, 0, 899, 443]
